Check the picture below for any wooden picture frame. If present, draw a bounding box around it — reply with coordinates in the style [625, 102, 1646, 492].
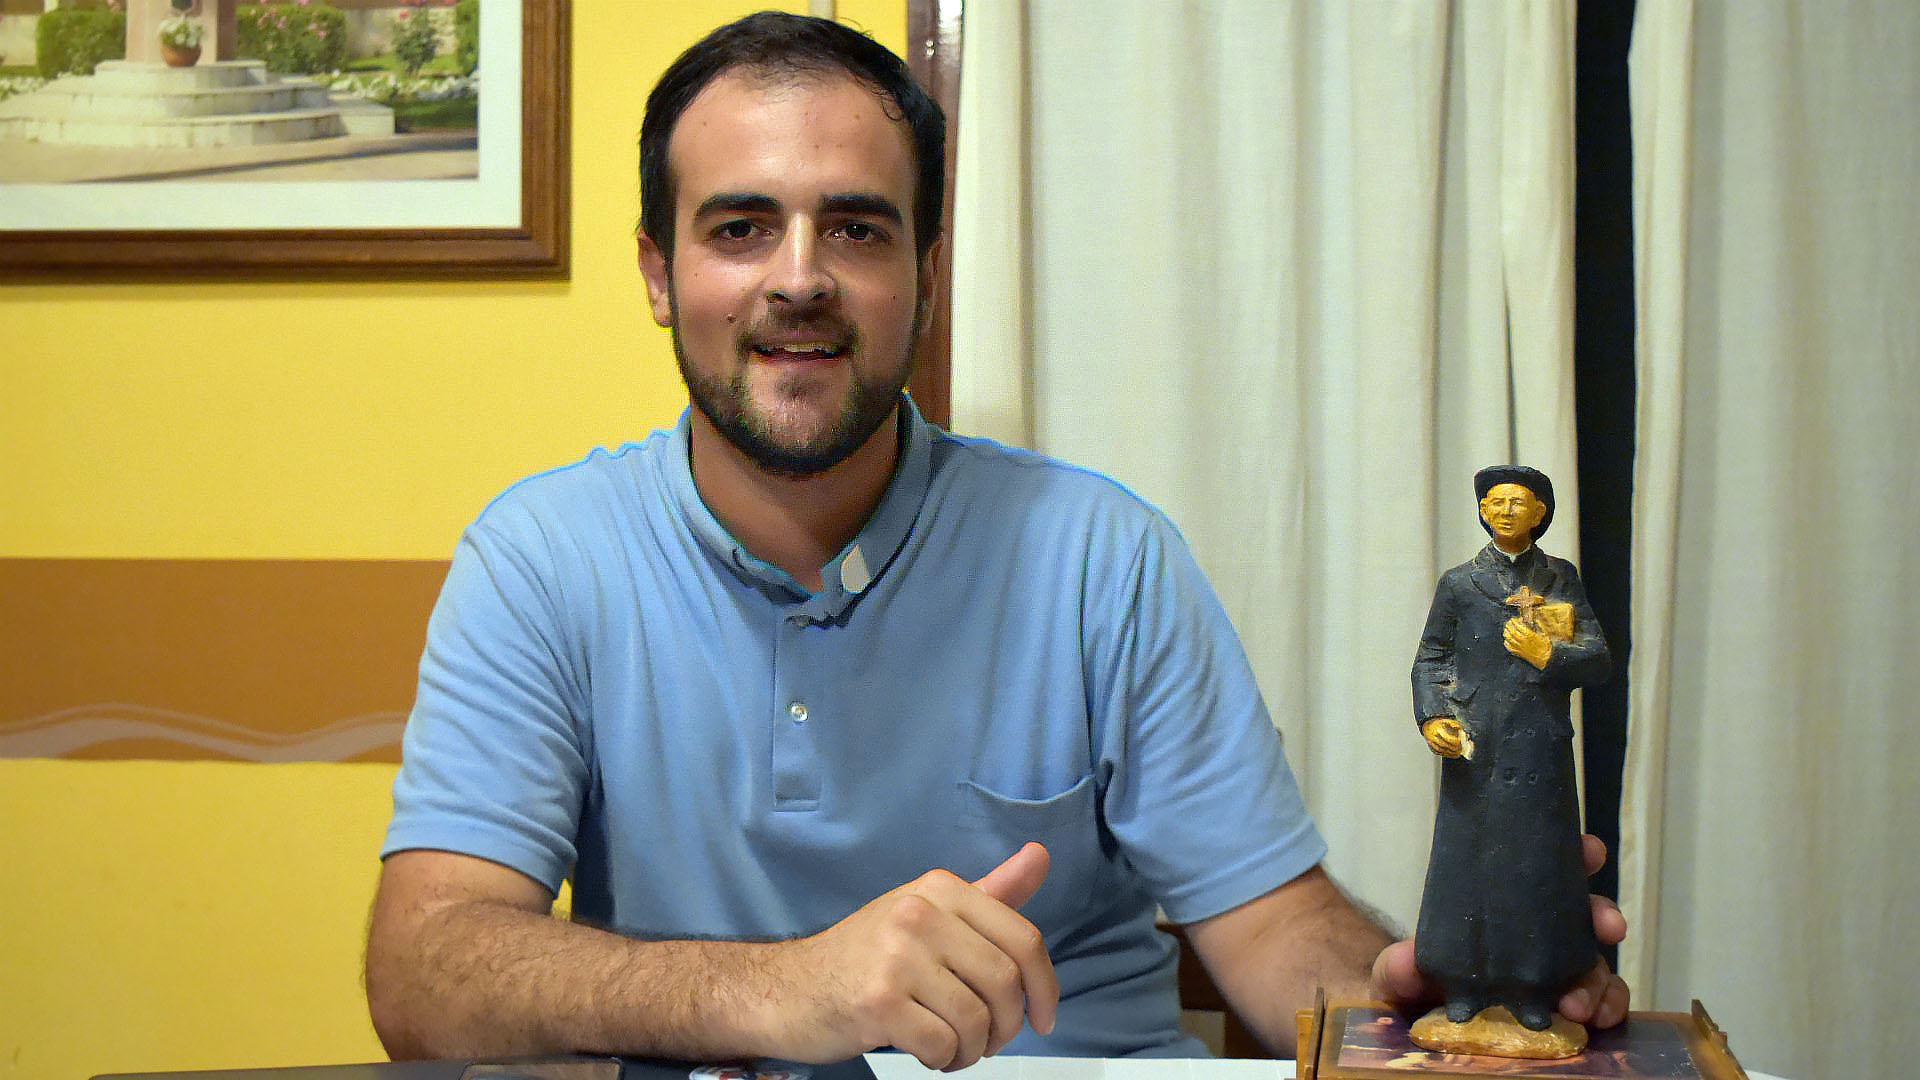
[0, 0, 570, 280]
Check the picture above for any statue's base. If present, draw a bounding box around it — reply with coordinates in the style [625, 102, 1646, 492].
[1407, 1005, 1586, 1059]
[1295, 992, 1749, 1079]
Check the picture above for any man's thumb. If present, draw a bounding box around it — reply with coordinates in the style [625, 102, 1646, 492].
[973, 841, 1050, 910]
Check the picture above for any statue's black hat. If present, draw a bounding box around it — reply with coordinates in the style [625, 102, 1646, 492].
[1474, 464, 1554, 541]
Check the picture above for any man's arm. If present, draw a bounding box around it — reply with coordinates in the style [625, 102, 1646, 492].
[1177, 865, 1393, 1058]
[364, 844, 1059, 1070]
[364, 850, 763, 1062]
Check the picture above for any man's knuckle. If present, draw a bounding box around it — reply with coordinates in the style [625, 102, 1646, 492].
[891, 893, 938, 931]
[916, 1026, 959, 1070]
[986, 953, 1021, 995]
[950, 1012, 987, 1069]
[917, 868, 961, 892]
[959, 992, 991, 1033]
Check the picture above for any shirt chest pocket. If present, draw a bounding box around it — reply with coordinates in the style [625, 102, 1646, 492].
[954, 773, 1106, 937]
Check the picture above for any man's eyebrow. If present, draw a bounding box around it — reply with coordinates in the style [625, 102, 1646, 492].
[692, 194, 780, 220]
[821, 194, 904, 225]
[690, 193, 904, 226]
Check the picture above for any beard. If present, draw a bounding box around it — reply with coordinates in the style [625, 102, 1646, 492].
[673, 302, 919, 481]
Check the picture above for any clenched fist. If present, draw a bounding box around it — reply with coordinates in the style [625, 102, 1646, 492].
[757, 842, 1059, 1071]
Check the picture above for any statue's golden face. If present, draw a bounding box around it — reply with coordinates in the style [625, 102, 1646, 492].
[1479, 483, 1546, 549]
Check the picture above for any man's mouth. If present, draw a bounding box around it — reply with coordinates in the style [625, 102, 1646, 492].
[751, 342, 847, 362]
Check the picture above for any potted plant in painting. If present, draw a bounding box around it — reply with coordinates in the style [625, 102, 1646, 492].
[158, 13, 205, 67]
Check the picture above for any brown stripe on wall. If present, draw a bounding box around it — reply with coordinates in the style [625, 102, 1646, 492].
[0, 558, 447, 762]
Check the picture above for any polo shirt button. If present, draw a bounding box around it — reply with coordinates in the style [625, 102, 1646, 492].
[789, 702, 808, 724]
[787, 615, 806, 627]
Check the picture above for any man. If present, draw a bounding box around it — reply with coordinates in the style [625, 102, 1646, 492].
[1412, 467, 1613, 1034]
[364, 15, 1626, 1069]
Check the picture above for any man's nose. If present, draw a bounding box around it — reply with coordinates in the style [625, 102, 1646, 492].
[766, 228, 835, 307]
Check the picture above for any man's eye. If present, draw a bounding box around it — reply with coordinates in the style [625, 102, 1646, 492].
[838, 222, 877, 243]
[716, 221, 757, 241]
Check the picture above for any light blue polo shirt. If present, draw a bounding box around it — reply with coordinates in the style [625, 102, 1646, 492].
[385, 402, 1327, 1057]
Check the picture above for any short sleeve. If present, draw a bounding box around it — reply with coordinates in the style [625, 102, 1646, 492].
[1088, 510, 1327, 925]
[382, 517, 590, 894]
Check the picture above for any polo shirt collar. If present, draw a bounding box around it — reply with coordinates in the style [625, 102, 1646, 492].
[664, 397, 935, 618]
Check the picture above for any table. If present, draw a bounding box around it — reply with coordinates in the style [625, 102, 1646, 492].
[94, 1054, 1787, 1080]
[866, 1054, 1787, 1079]
[867, 1059, 1288, 1079]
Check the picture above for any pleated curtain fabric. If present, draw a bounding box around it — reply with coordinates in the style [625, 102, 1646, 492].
[1628, 2, 1919, 1076]
[952, 0, 1581, 935]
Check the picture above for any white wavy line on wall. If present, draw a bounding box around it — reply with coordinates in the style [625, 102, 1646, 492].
[0, 704, 407, 762]
[1, 702, 403, 741]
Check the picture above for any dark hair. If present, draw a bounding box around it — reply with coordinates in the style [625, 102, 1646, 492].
[639, 12, 946, 263]
[1474, 465, 1556, 541]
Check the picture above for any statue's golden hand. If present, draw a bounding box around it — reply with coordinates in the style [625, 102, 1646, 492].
[1422, 717, 1469, 759]
[1503, 617, 1552, 670]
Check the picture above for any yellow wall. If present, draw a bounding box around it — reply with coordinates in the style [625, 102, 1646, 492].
[1, 760, 402, 1076]
[0, 3, 906, 1076]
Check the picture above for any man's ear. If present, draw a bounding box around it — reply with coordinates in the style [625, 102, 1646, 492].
[636, 232, 674, 328]
[915, 233, 944, 337]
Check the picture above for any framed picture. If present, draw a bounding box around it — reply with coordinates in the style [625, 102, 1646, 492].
[0, 0, 569, 279]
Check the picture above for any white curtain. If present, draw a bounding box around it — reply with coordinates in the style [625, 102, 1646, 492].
[1627, 2, 1920, 1077]
[953, 0, 1581, 934]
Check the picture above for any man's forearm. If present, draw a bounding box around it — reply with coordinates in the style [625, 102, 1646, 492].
[367, 897, 788, 1061]
[1185, 867, 1396, 1058]
[368, 845, 1059, 1070]
[1257, 879, 1393, 1018]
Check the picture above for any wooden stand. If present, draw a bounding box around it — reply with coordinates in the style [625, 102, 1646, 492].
[1296, 992, 1750, 1079]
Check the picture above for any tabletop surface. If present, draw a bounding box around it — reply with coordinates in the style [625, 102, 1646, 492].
[94, 1053, 1787, 1080]
[867, 1054, 1787, 1079]
[868, 1059, 1287, 1079]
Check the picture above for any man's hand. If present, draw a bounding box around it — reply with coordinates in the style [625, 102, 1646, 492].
[1503, 617, 1552, 670]
[366, 846, 1055, 1067]
[1421, 718, 1470, 759]
[766, 842, 1059, 1071]
[1369, 834, 1630, 1028]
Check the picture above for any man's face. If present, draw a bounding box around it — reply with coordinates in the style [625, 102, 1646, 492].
[637, 70, 936, 479]
[1479, 483, 1547, 548]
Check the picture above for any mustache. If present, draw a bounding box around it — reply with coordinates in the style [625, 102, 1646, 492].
[740, 311, 858, 348]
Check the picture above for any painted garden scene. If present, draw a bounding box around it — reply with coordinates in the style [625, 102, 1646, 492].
[0, 0, 482, 183]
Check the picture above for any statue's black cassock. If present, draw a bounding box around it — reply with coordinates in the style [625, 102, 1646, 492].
[1411, 542, 1612, 1023]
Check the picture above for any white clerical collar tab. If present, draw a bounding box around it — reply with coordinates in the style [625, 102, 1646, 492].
[840, 546, 872, 594]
